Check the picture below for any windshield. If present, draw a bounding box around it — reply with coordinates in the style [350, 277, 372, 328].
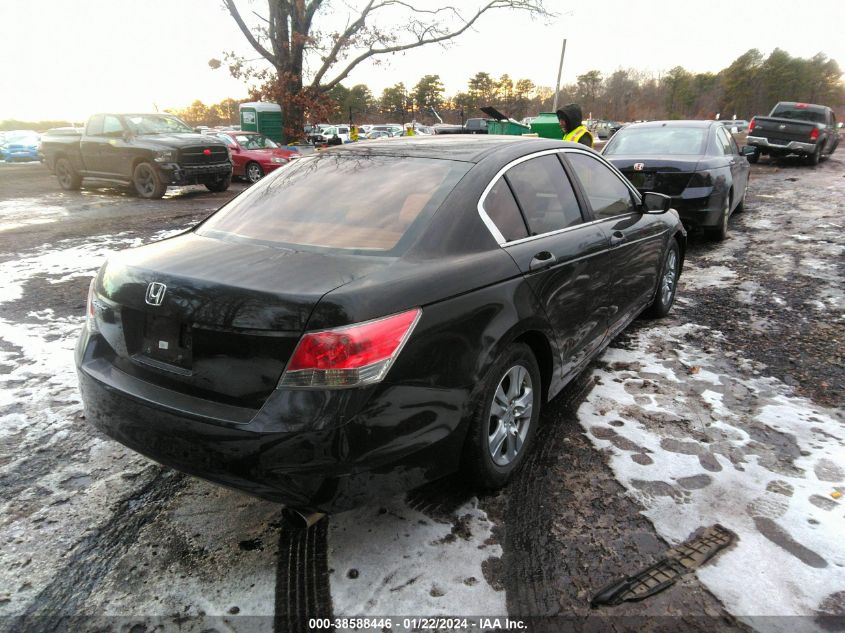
[603, 127, 707, 155]
[197, 154, 470, 255]
[235, 134, 278, 149]
[125, 114, 193, 135]
[770, 106, 826, 124]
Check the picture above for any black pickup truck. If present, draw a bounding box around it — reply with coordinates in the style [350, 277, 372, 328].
[41, 113, 232, 198]
[746, 102, 839, 165]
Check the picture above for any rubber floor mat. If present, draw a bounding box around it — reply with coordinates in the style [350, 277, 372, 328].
[591, 524, 735, 607]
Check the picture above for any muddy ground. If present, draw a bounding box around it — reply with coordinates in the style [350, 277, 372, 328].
[0, 156, 842, 633]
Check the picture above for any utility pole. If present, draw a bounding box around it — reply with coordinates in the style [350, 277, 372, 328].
[552, 38, 567, 113]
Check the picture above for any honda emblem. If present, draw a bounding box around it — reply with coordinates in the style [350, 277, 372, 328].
[633, 163, 645, 171]
[145, 282, 167, 306]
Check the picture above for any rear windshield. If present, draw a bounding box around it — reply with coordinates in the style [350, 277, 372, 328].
[197, 154, 470, 255]
[604, 127, 707, 155]
[770, 106, 826, 123]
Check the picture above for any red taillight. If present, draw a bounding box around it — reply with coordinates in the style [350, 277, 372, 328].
[809, 128, 819, 141]
[279, 308, 421, 388]
[748, 118, 756, 133]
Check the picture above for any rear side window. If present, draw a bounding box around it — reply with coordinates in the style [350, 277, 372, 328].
[504, 155, 583, 235]
[567, 153, 637, 219]
[197, 155, 470, 255]
[483, 179, 528, 241]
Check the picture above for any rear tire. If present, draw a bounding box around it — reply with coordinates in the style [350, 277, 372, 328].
[734, 177, 748, 213]
[205, 174, 231, 192]
[133, 162, 167, 199]
[463, 343, 541, 489]
[644, 239, 680, 318]
[807, 145, 821, 166]
[747, 149, 759, 164]
[55, 157, 82, 190]
[711, 192, 731, 241]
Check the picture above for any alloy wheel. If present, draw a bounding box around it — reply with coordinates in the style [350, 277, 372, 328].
[247, 163, 263, 183]
[488, 365, 533, 466]
[56, 161, 71, 188]
[660, 250, 678, 306]
[136, 165, 156, 197]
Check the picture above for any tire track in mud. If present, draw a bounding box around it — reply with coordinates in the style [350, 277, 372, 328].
[10, 468, 186, 633]
[502, 371, 598, 619]
[500, 361, 741, 631]
[273, 520, 333, 633]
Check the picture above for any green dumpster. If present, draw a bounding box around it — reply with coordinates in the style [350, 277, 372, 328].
[488, 119, 531, 135]
[239, 102, 283, 142]
[530, 112, 563, 140]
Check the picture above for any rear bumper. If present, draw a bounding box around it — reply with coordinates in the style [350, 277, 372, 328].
[671, 190, 725, 230]
[159, 162, 232, 185]
[76, 328, 468, 513]
[747, 135, 816, 155]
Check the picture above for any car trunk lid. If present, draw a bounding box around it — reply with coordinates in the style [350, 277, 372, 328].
[94, 233, 386, 409]
[608, 155, 701, 195]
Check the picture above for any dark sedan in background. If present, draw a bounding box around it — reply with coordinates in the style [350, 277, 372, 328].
[602, 120, 754, 240]
[77, 137, 685, 523]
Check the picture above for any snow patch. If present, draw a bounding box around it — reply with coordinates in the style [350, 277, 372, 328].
[579, 324, 844, 630]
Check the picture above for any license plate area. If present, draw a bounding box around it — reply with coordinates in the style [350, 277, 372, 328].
[141, 315, 192, 370]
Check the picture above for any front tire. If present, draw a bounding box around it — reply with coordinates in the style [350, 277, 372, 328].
[133, 162, 166, 199]
[55, 157, 82, 190]
[245, 161, 264, 183]
[205, 174, 232, 192]
[463, 343, 541, 489]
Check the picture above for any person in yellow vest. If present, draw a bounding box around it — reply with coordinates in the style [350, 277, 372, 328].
[556, 104, 593, 148]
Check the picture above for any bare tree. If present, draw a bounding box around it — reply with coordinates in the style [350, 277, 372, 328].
[214, 0, 551, 141]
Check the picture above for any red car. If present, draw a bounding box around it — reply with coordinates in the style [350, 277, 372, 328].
[214, 132, 300, 183]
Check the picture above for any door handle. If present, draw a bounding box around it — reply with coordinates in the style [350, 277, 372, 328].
[529, 251, 556, 271]
[609, 230, 626, 247]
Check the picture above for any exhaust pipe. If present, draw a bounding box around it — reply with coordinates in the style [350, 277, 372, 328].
[281, 507, 326, 529]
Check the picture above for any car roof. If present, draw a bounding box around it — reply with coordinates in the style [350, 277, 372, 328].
[622, 120, 714, 129]
[324, 135, 571, 163]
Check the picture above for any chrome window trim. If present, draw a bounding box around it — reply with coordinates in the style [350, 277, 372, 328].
[477, 147, 643, 246]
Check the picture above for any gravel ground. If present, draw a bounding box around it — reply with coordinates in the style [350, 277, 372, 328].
[0, 157, 842, 632]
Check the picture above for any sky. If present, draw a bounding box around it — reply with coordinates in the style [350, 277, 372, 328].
[2, 0, 844, 122]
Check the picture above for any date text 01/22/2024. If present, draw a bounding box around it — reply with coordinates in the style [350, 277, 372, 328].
[307, 617, 527, 630]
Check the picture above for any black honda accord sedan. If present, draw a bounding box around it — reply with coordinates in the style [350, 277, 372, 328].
[77, 136, 685, 518]
[602, 120, 755, 240]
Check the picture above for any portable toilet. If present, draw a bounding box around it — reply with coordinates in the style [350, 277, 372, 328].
[530, 112, 563, 140]
[239, 102, 283, 142]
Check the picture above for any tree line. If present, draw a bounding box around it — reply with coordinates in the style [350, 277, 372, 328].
[175, 48, 843, 131]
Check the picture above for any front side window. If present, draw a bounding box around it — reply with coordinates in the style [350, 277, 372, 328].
[567, 153, 637, 219]
[197, 155, 470, 255]
[504, 155, 583, 235]
[103, 115, 124, 136]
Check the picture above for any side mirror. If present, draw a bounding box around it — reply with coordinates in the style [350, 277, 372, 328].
[642, 192, 671, 214]
[230, 146, 240, 153]
[740, 145, 757, 156]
